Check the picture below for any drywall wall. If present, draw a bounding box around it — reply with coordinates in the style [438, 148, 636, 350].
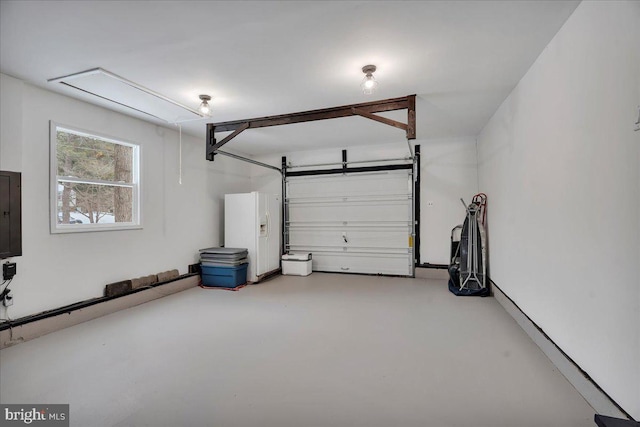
[0, 74, 252, 319]
[0, 74, 23, 170]
[250, 137, 478, 265]
[416, 137, 478, 264]
[477, 1, 640, 419]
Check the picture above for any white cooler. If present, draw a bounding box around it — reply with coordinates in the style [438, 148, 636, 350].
[281, 253, 312, 276]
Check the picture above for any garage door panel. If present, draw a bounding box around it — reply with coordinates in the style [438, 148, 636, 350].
[287, 173, 411, 199]
[288, 228, 410, 249]
[286, 169, 414, 277]
[311, 252, 411, 276]
[288, 202, 410, 223]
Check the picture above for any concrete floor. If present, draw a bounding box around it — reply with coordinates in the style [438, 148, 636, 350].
[0, 274, 595, 427]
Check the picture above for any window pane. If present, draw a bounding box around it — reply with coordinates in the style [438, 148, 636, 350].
[57, 182, 133, 224]
[56, 130, 133, 183]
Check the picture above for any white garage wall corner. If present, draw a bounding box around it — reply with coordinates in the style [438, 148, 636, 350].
[417, 136, 478, 265]
[248, 153, 283, 197]
[0, 75, 252, 319]
[477, 1, 640, 419]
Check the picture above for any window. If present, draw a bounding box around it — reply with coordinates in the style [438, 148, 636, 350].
[50, 122, 141, 233]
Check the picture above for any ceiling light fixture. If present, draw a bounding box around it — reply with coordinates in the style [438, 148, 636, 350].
[198, 94, 212, 117]
[361, 65, 378, 95]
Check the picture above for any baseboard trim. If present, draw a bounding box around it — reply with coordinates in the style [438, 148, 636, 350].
[492, 281, 633, 421]
[416, 263, 448, 269]
[414, 267, 449, 280]
[0, 275, 199, 349]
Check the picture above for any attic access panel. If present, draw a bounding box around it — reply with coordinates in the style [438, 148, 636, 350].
[206, 95, 416, 161]
[48, 68, 204, 124]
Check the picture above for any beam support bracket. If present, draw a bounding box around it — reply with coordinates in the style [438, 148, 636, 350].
[210, 123, 249, 153]
[351, 107, 408, 132]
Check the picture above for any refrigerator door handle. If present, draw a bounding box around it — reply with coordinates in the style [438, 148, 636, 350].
[265, 211, 270, 238]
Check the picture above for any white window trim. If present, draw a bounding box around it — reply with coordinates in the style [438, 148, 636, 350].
[49, 121, 143, 234]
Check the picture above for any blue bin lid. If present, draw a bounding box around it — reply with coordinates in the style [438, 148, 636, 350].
[199, 247, 248, 255]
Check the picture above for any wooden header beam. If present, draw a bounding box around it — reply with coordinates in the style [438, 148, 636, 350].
[206, 94, 416, 161]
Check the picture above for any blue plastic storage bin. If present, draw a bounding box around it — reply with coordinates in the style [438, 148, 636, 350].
[201, 264, 248, 288]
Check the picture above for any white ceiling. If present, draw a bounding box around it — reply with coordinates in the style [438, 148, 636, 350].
[0, 0, 579, 157]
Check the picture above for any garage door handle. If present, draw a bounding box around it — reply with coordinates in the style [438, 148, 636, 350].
[343, 236, 348, 243]
[341, 267, 350, 271]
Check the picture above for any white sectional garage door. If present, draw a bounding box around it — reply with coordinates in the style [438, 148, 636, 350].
[285, 169, 414, 276]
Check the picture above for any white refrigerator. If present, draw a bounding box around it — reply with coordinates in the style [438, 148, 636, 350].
[224, 192, 281, 283]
